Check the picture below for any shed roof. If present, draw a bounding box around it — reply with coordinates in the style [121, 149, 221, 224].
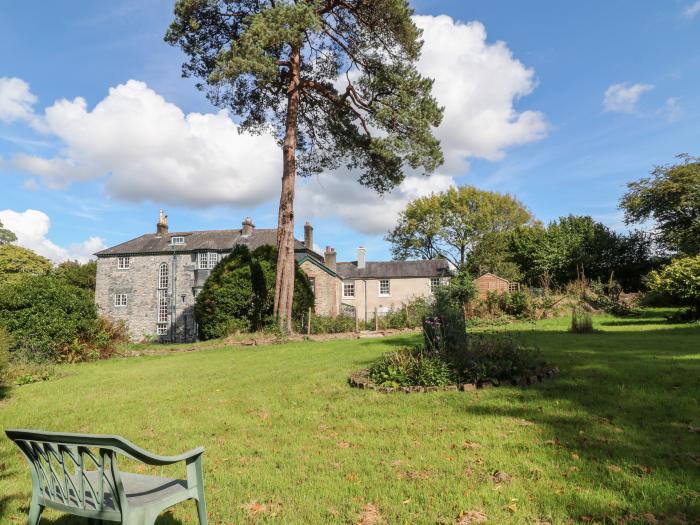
[474, 272, 510, 283]
[336, 259, 451, 279]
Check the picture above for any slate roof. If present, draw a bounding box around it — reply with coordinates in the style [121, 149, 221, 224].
[335, 259, 451, 279]
[95, 228, 307, 256]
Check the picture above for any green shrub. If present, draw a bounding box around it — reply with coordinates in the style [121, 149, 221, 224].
[645, 255, 700, 320]
[502, 290, 533, 318]
[368, 347, 456, 387]
[570, 305, 594, 333]
[423, 287, 467, 355]
[378, 297, 432, 330]
[53, 260, 97, 292]
[195, 245, 314, 339]
[0, 327, 9, 387]
[0, 274, 111, 362]
[459, 334, 541, 383]
[301, 314, 356, 334]
[0, 244, 52, 283]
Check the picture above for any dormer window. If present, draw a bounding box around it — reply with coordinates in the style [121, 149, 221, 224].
[171, 236, 185, 245]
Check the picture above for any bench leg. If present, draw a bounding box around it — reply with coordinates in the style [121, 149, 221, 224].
[195, 497, 208, 525]
[26, 503, 43, 525]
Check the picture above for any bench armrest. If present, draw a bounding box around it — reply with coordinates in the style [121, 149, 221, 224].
[128, 445, 205, 466]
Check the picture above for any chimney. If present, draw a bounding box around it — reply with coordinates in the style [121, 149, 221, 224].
[324, 246, 336, 272]
[357, 246, 366, 270]
[304, 222, 314, 251]
[241, 217, 255, 237]
[156, 209, 168, 236]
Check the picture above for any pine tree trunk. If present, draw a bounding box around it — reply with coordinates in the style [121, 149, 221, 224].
[273, 45, 301, 332]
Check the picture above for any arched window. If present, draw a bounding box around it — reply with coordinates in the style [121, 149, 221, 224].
[158, 263, 169, 290]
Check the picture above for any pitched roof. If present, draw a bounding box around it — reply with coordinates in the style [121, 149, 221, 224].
[335, 259, 451, 279]
[95, 228, 306, 256]
[474, 272, 510, 283]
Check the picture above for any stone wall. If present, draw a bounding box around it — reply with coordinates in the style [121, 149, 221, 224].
[96, 252, 200, 342]
[299, 260, 341, 316]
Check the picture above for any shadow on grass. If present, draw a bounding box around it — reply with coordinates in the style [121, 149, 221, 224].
[454, 325, 700, 520]
[37, 514, 184, 524]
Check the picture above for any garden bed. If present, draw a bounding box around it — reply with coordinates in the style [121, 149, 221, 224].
[348, 365, 560, 393]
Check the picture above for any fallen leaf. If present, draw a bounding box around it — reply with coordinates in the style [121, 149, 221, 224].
[571, 453, 580, 461]
[506, 499, 518, 513]
[607, 464, 622, 473]
[456, 510, 488, 524]
[462, 441, 482, 449]
[516, 419, 535, 426]
[338, 441, 351, 448]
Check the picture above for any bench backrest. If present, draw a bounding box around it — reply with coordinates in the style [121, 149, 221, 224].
[5, 429, 145, 517]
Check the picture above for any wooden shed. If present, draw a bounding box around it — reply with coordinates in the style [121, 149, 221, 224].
[474, 273, 511, 299]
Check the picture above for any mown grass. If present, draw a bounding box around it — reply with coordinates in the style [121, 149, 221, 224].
[0, 309, 698, 524]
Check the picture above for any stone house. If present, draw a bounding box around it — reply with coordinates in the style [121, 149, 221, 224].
[95, 211, 451, 342]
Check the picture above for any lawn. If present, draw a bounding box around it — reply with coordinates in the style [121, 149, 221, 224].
[1, 309, 698, 524]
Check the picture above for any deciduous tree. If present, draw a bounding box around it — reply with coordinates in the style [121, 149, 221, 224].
[0, 220, 16, 245]
[621, 154, 700, 256]
[387, 186, 533, 270]
[166, 0, 443, 330]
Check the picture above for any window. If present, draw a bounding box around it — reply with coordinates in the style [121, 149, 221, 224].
[117, 257, 130, 270]
[181, 294, 187, 304]
[158, 263, 169, 290]
[171, 236, 185, 245]
[114, 293, 127, 307]
[379, 279, 390, 296]
[198, 252, 219, 270]
[157, 290, 169, 323]
[343, 281, 355, 298]
[308, 277, 316, 296]
[156, 323, 168, 336]
[430, 277, 441, 292]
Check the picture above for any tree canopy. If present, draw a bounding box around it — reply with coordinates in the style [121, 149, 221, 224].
[646, 255, 700, 319]
[53, 260, 97, 292]
[194, 245, 314, 339]
[387, 186, 534, 270]
[0, 245, 52, 282]
[0, 220, 16, 245]
[166, 0, 443, 330]
[620, 154, 700, 256]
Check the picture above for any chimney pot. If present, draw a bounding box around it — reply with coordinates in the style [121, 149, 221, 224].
[241, 217, 255, 237]
[304, 221, 314, 252]
[324, 246, 337, 272]
[156, 208, 168, 235]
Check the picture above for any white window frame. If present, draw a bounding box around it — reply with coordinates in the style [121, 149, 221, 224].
[379, 279, 391, 296]
[430, 277, 441, 292]
[170, 236, 185, 245]
[343, 281, 355, 298]
[158, 263, 169, 290]
[117, 257, 130, 270]
[114, 293, 128, 307]
[197, 252, 219, 270]
[157, 289, 169, 323]
[156, 323, 168, 336]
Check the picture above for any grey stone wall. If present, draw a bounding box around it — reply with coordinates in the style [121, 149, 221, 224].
[96, 252, 202, 342]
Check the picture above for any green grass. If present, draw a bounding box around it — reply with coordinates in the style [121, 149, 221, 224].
[1, 309, 698, 524]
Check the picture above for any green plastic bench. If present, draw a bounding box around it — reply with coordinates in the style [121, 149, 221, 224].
[6, 429, 207, 525]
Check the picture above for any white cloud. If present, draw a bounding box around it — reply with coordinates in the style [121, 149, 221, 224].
[12, 80, 281, 205]
[414, 15, 547, 170]
[298, 15, 547, 234]
[684, 1, 700, 18]
[297, 170, 456, 235]
[0, 209, 106, 263]
[0, 77, 37, 124]
[603, 82, 654, 114]
[6, 15, 546, 236]
[658, 97, 682, 122]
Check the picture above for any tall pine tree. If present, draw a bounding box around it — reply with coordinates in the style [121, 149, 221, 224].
[166, 0, 443, 330]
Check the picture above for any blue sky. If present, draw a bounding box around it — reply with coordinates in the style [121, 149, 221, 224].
[0, 1, 698, 263]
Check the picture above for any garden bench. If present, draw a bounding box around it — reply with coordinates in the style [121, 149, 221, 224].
[6, 428, 207, 525]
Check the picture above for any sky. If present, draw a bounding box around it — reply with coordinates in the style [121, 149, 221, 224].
[0, 1, 699, 264]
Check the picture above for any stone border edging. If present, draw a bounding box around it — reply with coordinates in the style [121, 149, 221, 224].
[347, 366, 559, 394]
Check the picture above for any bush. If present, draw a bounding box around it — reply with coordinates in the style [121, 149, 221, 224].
[53, 260, 97, 292]
[460, 334, 542, 383]
[570, 305, 594, 333]
[502, 290, 533, 318]
[0, 327, 9, 387]
[195, 245, 314, 339]
[0, 275, 111, 362]
[645, 255, 700, 320]
[378, 297, 432, 330]
[368, 347, 456, 387]
[0, 244, 52, 283]
[297, 314, 356, 334]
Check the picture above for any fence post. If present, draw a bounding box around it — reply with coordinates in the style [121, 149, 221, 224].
[355, 307, 359, 332]
[374, 307, 379, 331]
[307, 307, 312, 336]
